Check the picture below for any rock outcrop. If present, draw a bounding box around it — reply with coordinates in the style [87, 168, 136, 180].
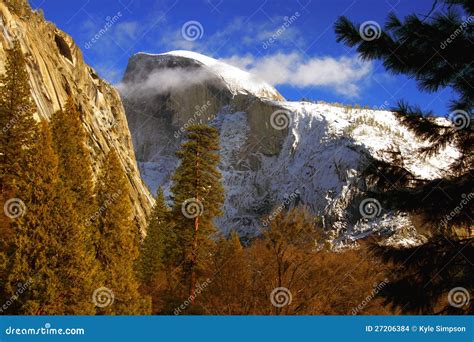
[120, 50, 459, 244]
[0, 0, 153, 231]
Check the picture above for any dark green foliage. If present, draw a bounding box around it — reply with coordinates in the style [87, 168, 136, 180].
[0, 41, 38, 310]
[0, 41, 37, 195]
[335, 0, 473, 230]
[8, 122, 97, 314]
[335, 0, 473, 315]
[138, 187, 171, 285]
[169, 124, 224, 301]
[374, 238, 473, 314]
[96, 151, 151, 314]
[51, 96, 96, 223]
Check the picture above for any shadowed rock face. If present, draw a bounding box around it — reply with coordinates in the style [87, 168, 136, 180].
[120, 53, 289, 193]
[121, 51, 458, 245]
[0, 1, 153, 231]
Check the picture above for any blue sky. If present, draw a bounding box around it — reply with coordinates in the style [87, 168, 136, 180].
[31, 0, 456, 114]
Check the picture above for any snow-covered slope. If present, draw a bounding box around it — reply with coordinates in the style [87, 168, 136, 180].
[119, 50, 459, 243]
[214, 101, 457, 241]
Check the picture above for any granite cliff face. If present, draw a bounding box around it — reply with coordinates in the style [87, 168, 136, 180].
[0, 0, 153, 230]
[120, 50, 459, 245]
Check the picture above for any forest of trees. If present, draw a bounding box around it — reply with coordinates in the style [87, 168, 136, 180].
[0, 0, 472, 316]
[0, 42, 149, 315]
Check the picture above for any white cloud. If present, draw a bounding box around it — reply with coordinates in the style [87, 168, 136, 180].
[222, 53, 373, 97]
[113, 21, 140, 45]
[117, 67, 214, 96]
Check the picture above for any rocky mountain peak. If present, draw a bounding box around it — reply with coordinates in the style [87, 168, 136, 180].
[120, 50, 459, 245]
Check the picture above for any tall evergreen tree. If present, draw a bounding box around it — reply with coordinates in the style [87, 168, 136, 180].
[169, 124, 224, 303]
[335, 0, 473, 314]
[50, 96, 95, 224]
[7, 122, 97, 314]
[0, 41, 37, 195]
[0, 41, 38, 310]
[96, 150, 151, 314]
[138, 187, 171, 286]
[335, 0, 473, 231]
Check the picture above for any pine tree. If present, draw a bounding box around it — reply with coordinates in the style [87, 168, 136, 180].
[335, 0, 473, 314]
[96, 150, 151, 314]
[169, 124, 224, 304]
[138, 187, 171, 286]
[0, 41, 38, 310]
[334, 0, 473, 231]
[7, 122, 97, 314]
[50, 96, 95, 224]
[0, 41, 37, 195]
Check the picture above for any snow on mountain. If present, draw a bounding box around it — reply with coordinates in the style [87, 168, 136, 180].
[132, 50, 284, 101]
[119, 50, 459, 243]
